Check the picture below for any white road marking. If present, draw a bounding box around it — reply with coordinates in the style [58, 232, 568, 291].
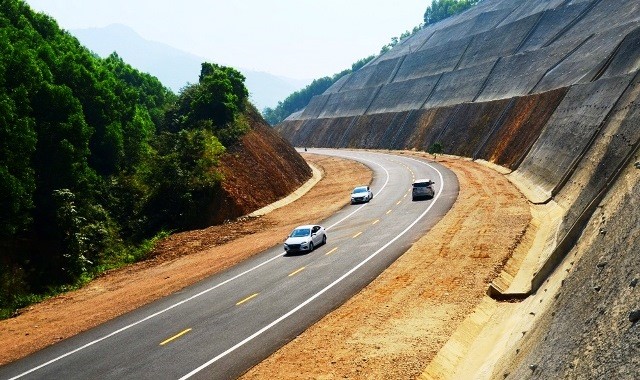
[179, 152, 445, 379]
[8, 150, 391, 379]
[10, 150, 444, 380]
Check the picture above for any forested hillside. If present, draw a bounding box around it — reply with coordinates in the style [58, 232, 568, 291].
[0, 0, 310, 318]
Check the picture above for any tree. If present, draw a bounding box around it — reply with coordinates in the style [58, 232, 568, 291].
[424, 0, 482, 26]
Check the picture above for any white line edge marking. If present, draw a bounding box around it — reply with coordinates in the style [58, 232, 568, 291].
[179, 154, 445, 379]
[9, 150, 391, 379]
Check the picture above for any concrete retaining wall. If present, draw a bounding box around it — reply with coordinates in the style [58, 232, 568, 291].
[477, 88, 568, 169]
[534, 22, 639, 92]
[456, 13, 540, 70]
[317, 88, 379, 118]
[476, 38, 585, 101]
[424, 61, 497, 108]
[367, 75, 440, 114]
[513, 73, 635, 202]
[394, 38, 470, 81]
[436, 100, 512, 158]
[555, 71, 640, 238]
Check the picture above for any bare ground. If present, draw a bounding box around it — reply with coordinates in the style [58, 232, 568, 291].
[0, 152, 531, 379]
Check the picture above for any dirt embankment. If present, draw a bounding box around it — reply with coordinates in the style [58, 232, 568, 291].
[208, 107, 312, 225]
[0, 152, 531, 380]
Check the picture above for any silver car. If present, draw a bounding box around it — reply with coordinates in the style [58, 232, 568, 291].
[351, 185, 373, 204]
[284, 225, 327, 253]
[412, 179, 435, 201]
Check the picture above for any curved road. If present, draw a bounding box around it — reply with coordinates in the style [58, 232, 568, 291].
[0, 149, 458, 380]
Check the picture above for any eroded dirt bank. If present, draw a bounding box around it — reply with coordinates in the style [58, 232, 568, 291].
[0, 152, 531, 379]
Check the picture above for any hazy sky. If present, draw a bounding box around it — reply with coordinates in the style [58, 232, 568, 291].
[24, 0, 429, 80]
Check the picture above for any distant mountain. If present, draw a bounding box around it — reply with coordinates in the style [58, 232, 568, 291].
[71, 24, 309, 111]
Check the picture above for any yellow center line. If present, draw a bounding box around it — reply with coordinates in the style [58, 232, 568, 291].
[236, 293, 259, 305]
[160, 328, 192, 346]
[386, 209, 392, 214]
[326, 247, 338, 255]
[288, 267, 306, 277]
[353, 231, 363, 238]
[372, 219, 380, 225]
[396, 200, 402, 205]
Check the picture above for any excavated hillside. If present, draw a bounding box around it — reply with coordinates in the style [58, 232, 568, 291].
[276, 0, 640, 378]
[213, 106, 312, 224]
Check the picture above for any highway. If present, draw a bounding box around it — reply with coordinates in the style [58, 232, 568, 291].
[0, 149, 458, 380]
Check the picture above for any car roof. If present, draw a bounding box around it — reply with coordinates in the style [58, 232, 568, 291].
[293, 225, 318, 229]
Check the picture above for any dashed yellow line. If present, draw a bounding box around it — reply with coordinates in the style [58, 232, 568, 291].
[160, 328, 192, 346]
[236, 293, 259, 305]
[372, 219, 380, 225]
[353, 231, 363, 238]
[288, 267, 305, 277]
[326, 247, 338, 256]
[396, 200, 402, 205]
[386, 209, 392, 215]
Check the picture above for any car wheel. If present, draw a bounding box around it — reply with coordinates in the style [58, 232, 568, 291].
[322, 235, 327, 245]
[309, 242, 314, 252]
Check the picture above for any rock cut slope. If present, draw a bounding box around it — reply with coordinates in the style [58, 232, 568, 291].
[276, 0, 640, 378]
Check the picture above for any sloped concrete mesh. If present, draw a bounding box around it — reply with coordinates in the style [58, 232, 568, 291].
[346, 113, 408, 149]
[517, 3, 591, 52]
[367, 75, 440, 114]
[497, 0, 567, 27]
[394, 37, 471, 82]
[324, 74, 350, 94]
[339, 58, 399, 92]
[275, 119, 302, 142]
[289, 118, 322, 147]
[600, 26, 640, 78]
[555, 71, 640, 238]
[404, 107, 457, 151]
[476, 38, 586, 101]
[560, 0, 640, 42]
[372, 28, 437, 65]
[424, 60, 496, 108]
[534, 22, 640, 92]
[402, 108, 455, 151]
[435, 100, 512, 158]
[477, 88, 568, 170]
[515, 73, 635, 197]
[300, 94, 331, 119]
[313, 117, 358, 148]
[456, 13, 541, 70]
[381, 111, 421, 150]
[422, 8, 515, 50]
[318, 88, 379, 118]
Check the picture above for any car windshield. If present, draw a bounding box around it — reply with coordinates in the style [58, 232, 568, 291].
[353, 187, 367, 193]
[290, 228, 311, 237]
[413, 182, 431, 188]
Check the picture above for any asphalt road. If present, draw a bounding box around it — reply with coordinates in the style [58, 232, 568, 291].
[0, 149, 458, 380]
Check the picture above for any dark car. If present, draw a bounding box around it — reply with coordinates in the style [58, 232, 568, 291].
[411, 179, 435, 200]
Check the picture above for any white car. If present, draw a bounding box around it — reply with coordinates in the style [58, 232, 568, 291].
[284, 225, 327, 253]
[351, 185, 373, 204]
